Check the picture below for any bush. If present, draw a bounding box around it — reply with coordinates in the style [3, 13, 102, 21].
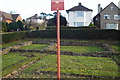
[2, 31, 26, 43]
[89, 22, 94, 27]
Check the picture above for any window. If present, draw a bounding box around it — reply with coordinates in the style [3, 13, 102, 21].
[111, 7, 113, 10]
[104, 14, 110, 20]
[106, 23, 118, 30]
[74, 22, 84, 27]
[76, 11, 84, 17]
[114, 15, 120, 20]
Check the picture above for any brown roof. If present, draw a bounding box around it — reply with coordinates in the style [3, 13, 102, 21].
[66, 3, 93, 13]
[0, 11, 13, 20]
[11, 14, 20, 21]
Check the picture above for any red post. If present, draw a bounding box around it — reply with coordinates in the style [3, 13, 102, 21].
[57, 10, 60, 80]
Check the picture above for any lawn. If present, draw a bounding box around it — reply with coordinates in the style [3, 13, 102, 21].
[61, 46, 105, 53]
[111, 46, 120, 52]
[2, 52, 47, 77]
[18, 55, 119, 78]
[20, 44, 48, 50]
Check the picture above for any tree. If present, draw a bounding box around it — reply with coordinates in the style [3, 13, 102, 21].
[17, 20, 24, 30]
[13, 22, 19, 31]
[47, 13, 67, 26]
[2, 22, 7, 32]
[9, 22, 19, 31]
[6, 23, 10, 32]
[40, 12, 47, 20]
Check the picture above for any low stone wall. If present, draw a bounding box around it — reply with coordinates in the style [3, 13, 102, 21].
[32, 40, 116, 52]
[1, 40, 118, 55]
[10, 49, 120, 57]
[0, 41, 33, 55]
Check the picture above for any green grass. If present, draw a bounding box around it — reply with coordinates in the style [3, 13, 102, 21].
[20, 44, 48, 50]
[2, 40, 28, 48]
[61, 46, 105, 53]
[111, 46, 120, 52]
[2, 53, 27, 69]
[2, 52, 47, 77]
[21, 55, 119, 77]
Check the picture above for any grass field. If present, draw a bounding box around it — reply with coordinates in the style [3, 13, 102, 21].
[1, 39, 120, 78]
[16, 55, 119, 78]
[111, 46, 120, 52]
[2, 52, 47, 76]
[61, 46, 105, 53]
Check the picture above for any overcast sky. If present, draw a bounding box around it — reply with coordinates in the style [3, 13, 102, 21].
[0, 0, 119, 20]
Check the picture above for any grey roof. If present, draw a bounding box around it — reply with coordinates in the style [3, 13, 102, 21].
[93, 2, 120, 19]
[27, 14, 39, 19]
[11, 14, 20, 21]
[66, 3, 93, 13]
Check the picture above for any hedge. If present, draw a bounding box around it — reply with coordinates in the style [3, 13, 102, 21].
[2, 31, 26, 43]
[1, 29, 120, 43]
[46, 26, 97, 30]
[27, 29, 120, 40]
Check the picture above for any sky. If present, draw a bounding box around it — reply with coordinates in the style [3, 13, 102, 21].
[0, 0, 119, 20]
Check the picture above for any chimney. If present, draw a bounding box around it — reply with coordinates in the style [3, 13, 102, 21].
[98, 4, 101, 13]
[118, 1, 120, 9]
[34, 14, 38, 17]
[79, 3, 81, 5]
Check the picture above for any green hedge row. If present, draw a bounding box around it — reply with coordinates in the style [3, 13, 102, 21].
[27, 29, 120, 40]
[1, 29, 120, 43]
[46, 26, 97, 30]
[2, 31, 26, 43]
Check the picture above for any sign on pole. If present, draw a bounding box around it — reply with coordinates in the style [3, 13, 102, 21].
[51, 0, 64, 80]
[51, 0, 64, 11]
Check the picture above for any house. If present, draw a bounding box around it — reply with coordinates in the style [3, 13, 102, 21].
[0, 11, 13, 23]
[26, 14, 43, 27]
[11, 14, 22, 22]
[0, 10, 23, 23]
[66, 3, 93, 27]
[93, 2, 120, 30]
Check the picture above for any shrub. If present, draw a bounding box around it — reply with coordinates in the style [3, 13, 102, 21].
[89, 22, 94, 27]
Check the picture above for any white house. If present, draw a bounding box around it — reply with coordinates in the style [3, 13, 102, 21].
[66, 3, 93, 27]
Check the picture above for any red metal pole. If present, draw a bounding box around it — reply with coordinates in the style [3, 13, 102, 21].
[57, 10, 60, 80]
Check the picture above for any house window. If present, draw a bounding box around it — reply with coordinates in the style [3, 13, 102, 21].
[76, 11, 84, 17]
[104, 14, 110, 20]
[114, 15, 120, 20]
[74, 22, 84, 27]
[111, 7, 113, 10]
[106, 23, 118, 30]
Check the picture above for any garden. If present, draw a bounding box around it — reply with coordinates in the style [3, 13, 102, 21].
[1, 37, 120, 79]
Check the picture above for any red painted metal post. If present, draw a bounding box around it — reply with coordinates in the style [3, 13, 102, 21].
[57, 10, 60, 80]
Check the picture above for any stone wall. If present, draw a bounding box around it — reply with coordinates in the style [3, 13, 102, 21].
[0, 41, 32, 55]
